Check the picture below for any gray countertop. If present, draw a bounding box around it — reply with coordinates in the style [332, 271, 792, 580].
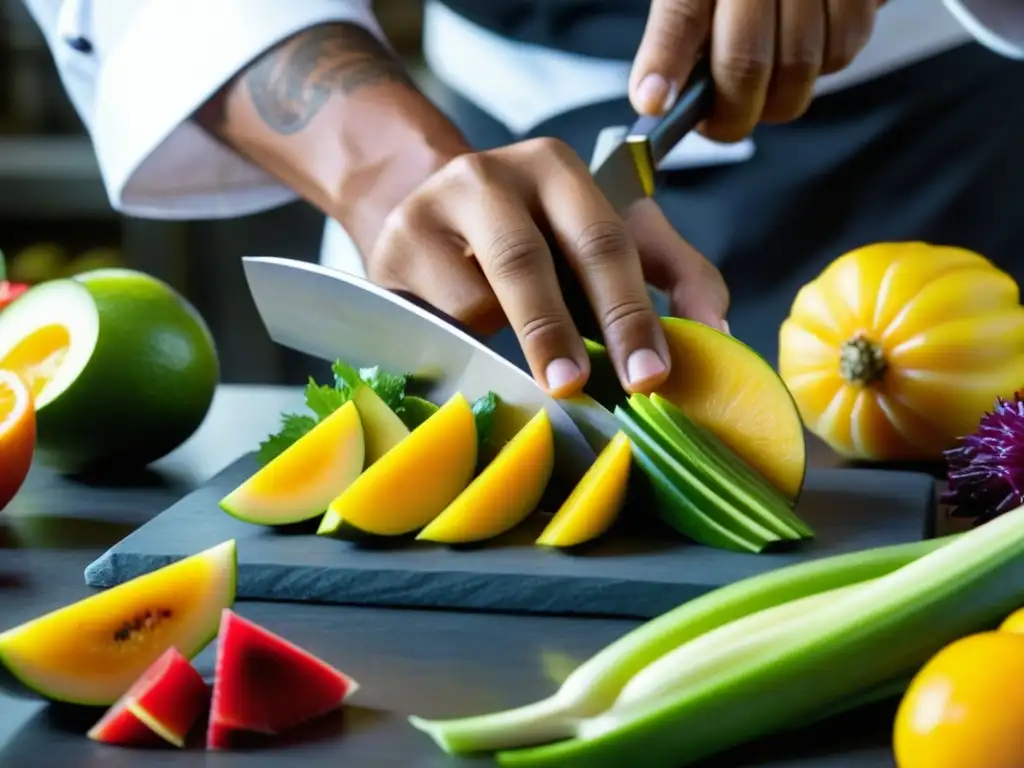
[0, 385, 906, 766]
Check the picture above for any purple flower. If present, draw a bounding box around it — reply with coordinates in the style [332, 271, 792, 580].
[942, 392, 1024, 523]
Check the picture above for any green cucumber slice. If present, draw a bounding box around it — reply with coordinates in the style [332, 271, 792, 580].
[615, 407, 777, 552]
[648, 395, 815, 538]
[627, 397, 802, 541]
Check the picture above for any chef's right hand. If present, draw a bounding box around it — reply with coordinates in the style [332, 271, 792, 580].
[362, 137, 727, 399]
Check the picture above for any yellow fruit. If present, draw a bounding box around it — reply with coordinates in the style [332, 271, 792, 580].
[0, 540, 236, 705]
[999, 606, 1024, 634]
[318, 393, 477, 537]
[418, 408, 554, 544]
[536, 430, 632, 547]
[894, 631, 1024, 768]
[219, 401, 365, 525]
[0, 270, 219, 474]
[654, 318, 806, 499]
[0, 370, 35, 511]
[779, 243, 1024, 461]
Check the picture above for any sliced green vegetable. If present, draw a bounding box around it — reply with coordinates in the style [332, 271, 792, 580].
[626, 396, 805, 541]
[650, 393, 801, 513]
[615, 406, 779, 550]
[408, 534, 956, 754]
[496, 505, 1024, 767]
[616, 407, 772, 552]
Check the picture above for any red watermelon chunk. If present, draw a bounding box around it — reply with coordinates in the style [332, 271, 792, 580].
[87, 646, 209, 748]
[206, 609, 358, 749]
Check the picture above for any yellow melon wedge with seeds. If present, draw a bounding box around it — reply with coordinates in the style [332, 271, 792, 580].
[0, 539, 236, 706]
[318, 393, 477, 537]
[536, 430, 632, 548]
[220, 401, 365, 526]
[418, 408, 555, 544]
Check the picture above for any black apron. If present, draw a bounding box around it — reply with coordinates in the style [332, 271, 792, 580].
[432, 42, 1024, 368]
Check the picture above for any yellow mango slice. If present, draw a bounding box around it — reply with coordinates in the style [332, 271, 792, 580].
[417, 409, 554, 544]
[536, 430, 632, 548]
[220, 401, 365, 525]
[655, 318, 806, 499]
[317, 393, 477, 537]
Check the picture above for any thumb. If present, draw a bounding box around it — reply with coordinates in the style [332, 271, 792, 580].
[630, 0, 712, 116]
[627, 200, 730, 332]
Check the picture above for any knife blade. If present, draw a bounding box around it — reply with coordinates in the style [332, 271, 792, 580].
[590, 58, 714, 215]
[242, 256, 621, 485]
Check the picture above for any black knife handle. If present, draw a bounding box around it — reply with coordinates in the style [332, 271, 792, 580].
[627, 57, 714, 165]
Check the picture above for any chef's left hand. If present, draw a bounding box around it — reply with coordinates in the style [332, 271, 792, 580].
[631, 0, 883, 142]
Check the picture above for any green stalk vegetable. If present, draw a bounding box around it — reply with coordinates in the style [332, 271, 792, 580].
[611, 581, 869, 711]
[408, 534, 956, 753]
[496, 504, 1024, 767]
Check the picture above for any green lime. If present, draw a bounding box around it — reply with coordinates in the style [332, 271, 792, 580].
[0, 268, 219, 475]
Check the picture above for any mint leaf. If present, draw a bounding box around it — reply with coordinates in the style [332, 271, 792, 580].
[257, 413, 316, 465]
[331, 360, 362, 392]
[472, 391, 499, 450]
[358, 366, 407, 410]
[258, 360, 413, 466]
[304, 376, 350, 420]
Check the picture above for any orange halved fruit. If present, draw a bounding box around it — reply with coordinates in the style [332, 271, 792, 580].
[0, 369, 36, 511]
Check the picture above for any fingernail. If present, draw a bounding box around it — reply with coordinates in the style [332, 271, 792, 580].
[545, 358, 582, 394]
[636, 74, 676, 115]
[627, 348, 668, 387]
[720, 319, 731, 335]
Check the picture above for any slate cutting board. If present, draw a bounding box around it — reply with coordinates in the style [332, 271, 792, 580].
[84, 453, 937, 620]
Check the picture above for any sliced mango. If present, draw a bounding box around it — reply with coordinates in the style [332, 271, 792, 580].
[351, 385, 409, 464]
[220, 401, 364, 526]
[655, 318, 806, 500]
[536, 430, 632, 548]
[318, 393, 477, 537]
[417, 409, 555, 544]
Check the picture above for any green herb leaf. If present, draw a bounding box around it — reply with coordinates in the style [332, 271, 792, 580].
[331, 360, 362, 392]
[257, 359, 414, 465]
[472, 391, 499, 450]
[256, 412, 317, 465]
[304, 376, 350, 420]
[357, 365, 407, 411]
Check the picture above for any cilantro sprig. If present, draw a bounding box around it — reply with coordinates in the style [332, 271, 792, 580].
[257, 360, 499, 465]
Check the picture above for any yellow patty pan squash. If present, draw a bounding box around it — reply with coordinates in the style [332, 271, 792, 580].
[778, 242, 1024, 461]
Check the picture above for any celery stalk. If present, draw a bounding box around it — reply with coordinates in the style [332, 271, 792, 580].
[497, 505, 1024, 768]
[408, 535, 956, 753]
[612, 582, 869, 711]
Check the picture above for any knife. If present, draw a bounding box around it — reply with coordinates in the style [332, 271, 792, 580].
[590, 57, 714, 215]
[242, 256, 621, 485]
[559, 57, 715, 340]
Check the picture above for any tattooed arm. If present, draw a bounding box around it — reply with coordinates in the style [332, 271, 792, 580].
[196, 23, 470, 255]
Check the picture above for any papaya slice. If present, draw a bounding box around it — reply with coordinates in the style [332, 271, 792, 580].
[318, 393, 477, 537]
[220, 401, 365, 526]
[418, 408, 555, 544]
[536, 430, 632, 548]
[0, 540, 236, 705]
[350, 384, 409, 464]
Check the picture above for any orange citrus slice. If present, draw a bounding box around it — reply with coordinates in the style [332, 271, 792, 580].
[0, 369, 36, 511]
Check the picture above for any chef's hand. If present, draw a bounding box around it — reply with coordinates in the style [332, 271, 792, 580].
[632, 0, 883, 141]
[365, 138, 729, 397]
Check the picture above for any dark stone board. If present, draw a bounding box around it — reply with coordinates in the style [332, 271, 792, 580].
[84, 454, 936, 619]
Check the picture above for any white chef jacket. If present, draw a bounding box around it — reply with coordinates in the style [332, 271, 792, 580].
[20, 0, 1024, 276]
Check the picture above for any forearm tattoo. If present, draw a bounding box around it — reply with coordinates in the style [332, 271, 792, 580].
[243, 23, 414, 135]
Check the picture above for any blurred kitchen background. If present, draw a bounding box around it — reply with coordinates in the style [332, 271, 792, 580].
[0, 0, 442, 384]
